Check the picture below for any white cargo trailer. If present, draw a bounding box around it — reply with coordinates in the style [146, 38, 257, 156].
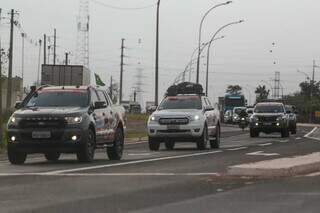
[41, 65, 91, 86]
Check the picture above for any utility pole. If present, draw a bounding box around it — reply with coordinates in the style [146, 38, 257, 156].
[37, 39, 42, 86]
[133, 90, 137, 102]
[65, 52, 69, 65]
[6, 9, 15, 109]
[0, 37, 3, 142]
[110, 76, 113, 102]
[53, 28, 56, 65]
[21, 33, 25, 85]
[43, 34, 47, 65]
[119, 38, 125, 104]
[155, 0, 160, 106]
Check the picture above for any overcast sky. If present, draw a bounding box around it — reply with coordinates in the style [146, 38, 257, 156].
[1, 0, 320, 105]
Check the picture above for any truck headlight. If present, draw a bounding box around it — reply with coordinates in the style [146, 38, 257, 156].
[194, 115, 200, 121]
[149, 115, 159, 122]
[7, 116, 21, 128]
[65, 116, 82, 124]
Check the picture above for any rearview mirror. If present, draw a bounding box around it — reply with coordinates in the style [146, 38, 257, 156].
[94, 101, 107, 109]
[15, 101, 22, 109]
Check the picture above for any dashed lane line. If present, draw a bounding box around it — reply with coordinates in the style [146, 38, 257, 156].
[258, 143, 273, 147]
[226, 147, 248, 151]
[42, 150, 223, 175]
[246, 151, 280, 157]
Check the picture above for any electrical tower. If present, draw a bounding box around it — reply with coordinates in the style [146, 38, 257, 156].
[76, 0, 90, 67]
[274, 71, 281, 99]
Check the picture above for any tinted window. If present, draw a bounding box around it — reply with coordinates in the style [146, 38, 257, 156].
[158, 96, 202, 110]
[254, 105, 284, 113]
[26, 91, 89, 107]
[90, 89, 100, 103]
[97, 90, 108, 104]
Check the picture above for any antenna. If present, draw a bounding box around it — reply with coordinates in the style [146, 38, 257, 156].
[76, 0, 90, 68]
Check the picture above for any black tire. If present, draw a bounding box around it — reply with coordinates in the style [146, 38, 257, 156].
[77, 129, 95, 163]
[107, 128, 124, 160]
[210, 125, 220, 149]
[250, 129, 259, 138]
[149, 137, 160, 151]
[165, 140, 175, 150]
[291, 125, 297, 134]
[281, 128, 290, 138]
[7, 146, 27, 165]
[44, 152, 60, 162]
[197, 125, 208, 150]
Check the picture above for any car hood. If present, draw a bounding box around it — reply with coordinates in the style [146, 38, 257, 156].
[14, 107, 87, 117]
[153, 109, 202, 117]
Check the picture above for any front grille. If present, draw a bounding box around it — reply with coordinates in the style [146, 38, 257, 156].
[19, 117, 66, 129]
[159, 118, 189, 125]
[258, 116, 277, 122]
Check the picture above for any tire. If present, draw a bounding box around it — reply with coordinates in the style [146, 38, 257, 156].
[165, 140, 175, 150]
[250, 129, 259, 138]
[107, 128, 124, 160]
[291, 125, 297, 134]
[7, 146, 27, 165]
[77, 129, 95, 163]
[197, 125, 208, 150]
[281, 128, 289, 138]
[149, 137, 160, 151]
[210, 125, 220, 149]
[44, 152, 60, 162]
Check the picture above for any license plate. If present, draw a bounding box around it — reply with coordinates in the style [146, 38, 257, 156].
[167, 125, 180, 130]
[264, 123, 272, 126]
[32, 131, 51, 139]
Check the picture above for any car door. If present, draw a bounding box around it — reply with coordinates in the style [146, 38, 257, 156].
[96, 90, 114, 143]
[204, 97, 216, 136]
[90, 88, 107, 144]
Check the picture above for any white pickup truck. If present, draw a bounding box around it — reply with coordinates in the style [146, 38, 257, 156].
[147, 90, 221, 151]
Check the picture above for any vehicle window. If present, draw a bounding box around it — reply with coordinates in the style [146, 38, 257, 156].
[254, 105, 284, 113]
[158, 96, 202, 110]
[26, 90, 89, 107]
[90, 89, 100, 103]
[97, 90, 109, 105]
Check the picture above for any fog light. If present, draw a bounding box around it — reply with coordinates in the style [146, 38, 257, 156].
[194, 128, 201, 133]
[11, 136, 16, 142]
[150, 129, 155, 133]
[255, 123, 259, 126]
[71, 135, 78, 141]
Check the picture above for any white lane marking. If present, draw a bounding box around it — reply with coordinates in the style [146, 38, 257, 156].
[258, 143, 272, 147]
[305, 172, 320, 177]
[128, 153, 153, 156]
[226, 147, 248, 151]
[43, 150, 223, 175]
[304, 127, 318, 138]
[296, 137, 302, 140]
[279, 140, 289, 143]
[0, 172, 221, 177]
[246, 151, 280, 157]
[126, 141, 147, 145]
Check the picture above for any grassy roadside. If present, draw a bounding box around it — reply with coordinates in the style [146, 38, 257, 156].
[0, 112, 11, 153]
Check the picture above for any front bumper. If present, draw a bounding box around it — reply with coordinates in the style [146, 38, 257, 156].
[7, 127, 88, 153]
[250, 121, 285, 133]
[147, 122, 206, 142]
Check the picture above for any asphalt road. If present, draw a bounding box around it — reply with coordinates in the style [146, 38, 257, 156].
[0, 126, 320, 213]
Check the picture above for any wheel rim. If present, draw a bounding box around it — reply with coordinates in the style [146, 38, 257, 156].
[204, 127, 208, 147]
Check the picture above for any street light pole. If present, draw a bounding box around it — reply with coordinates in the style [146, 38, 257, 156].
[205, 20, 244, 96]
[297, 69, 310, 82]
[196, 1, 232, 84]
[154, 0, 160, 106]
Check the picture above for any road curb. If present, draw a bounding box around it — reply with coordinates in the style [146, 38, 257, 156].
[228, 152, 320, 177]
[298, 123, 320, 128]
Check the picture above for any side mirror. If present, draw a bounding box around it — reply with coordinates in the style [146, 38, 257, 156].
[247, 110, 253, 114]
[15, 101, 22, 109]
[286, 110, 292, 114]
[94, 101, 107, 109]
[204, 106, 214, 112]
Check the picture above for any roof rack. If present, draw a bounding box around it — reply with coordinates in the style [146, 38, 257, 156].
[166, 82, 204, 96]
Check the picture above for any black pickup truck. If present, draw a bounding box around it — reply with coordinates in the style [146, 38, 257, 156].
[7, 86, 126, 164]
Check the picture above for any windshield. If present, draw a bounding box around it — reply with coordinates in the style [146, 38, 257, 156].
[25, 91, 89, 107]
[158, 96, 202, 110]
[254, 105, 284, 113]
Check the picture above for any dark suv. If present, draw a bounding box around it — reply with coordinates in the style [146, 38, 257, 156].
[7, 86, 126, 164]
[249, 102, 289, 138]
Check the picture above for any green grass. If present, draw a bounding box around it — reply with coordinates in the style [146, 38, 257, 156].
[125, 130, 147, 139]
[126, 113, 149, 123]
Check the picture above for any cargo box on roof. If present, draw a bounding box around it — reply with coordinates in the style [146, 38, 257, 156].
[41, 65, 91, 86]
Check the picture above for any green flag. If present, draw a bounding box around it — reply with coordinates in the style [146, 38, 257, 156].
[95, 73, 105, 87]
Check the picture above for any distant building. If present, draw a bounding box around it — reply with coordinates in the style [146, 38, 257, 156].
[0, 76, 23, 110]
